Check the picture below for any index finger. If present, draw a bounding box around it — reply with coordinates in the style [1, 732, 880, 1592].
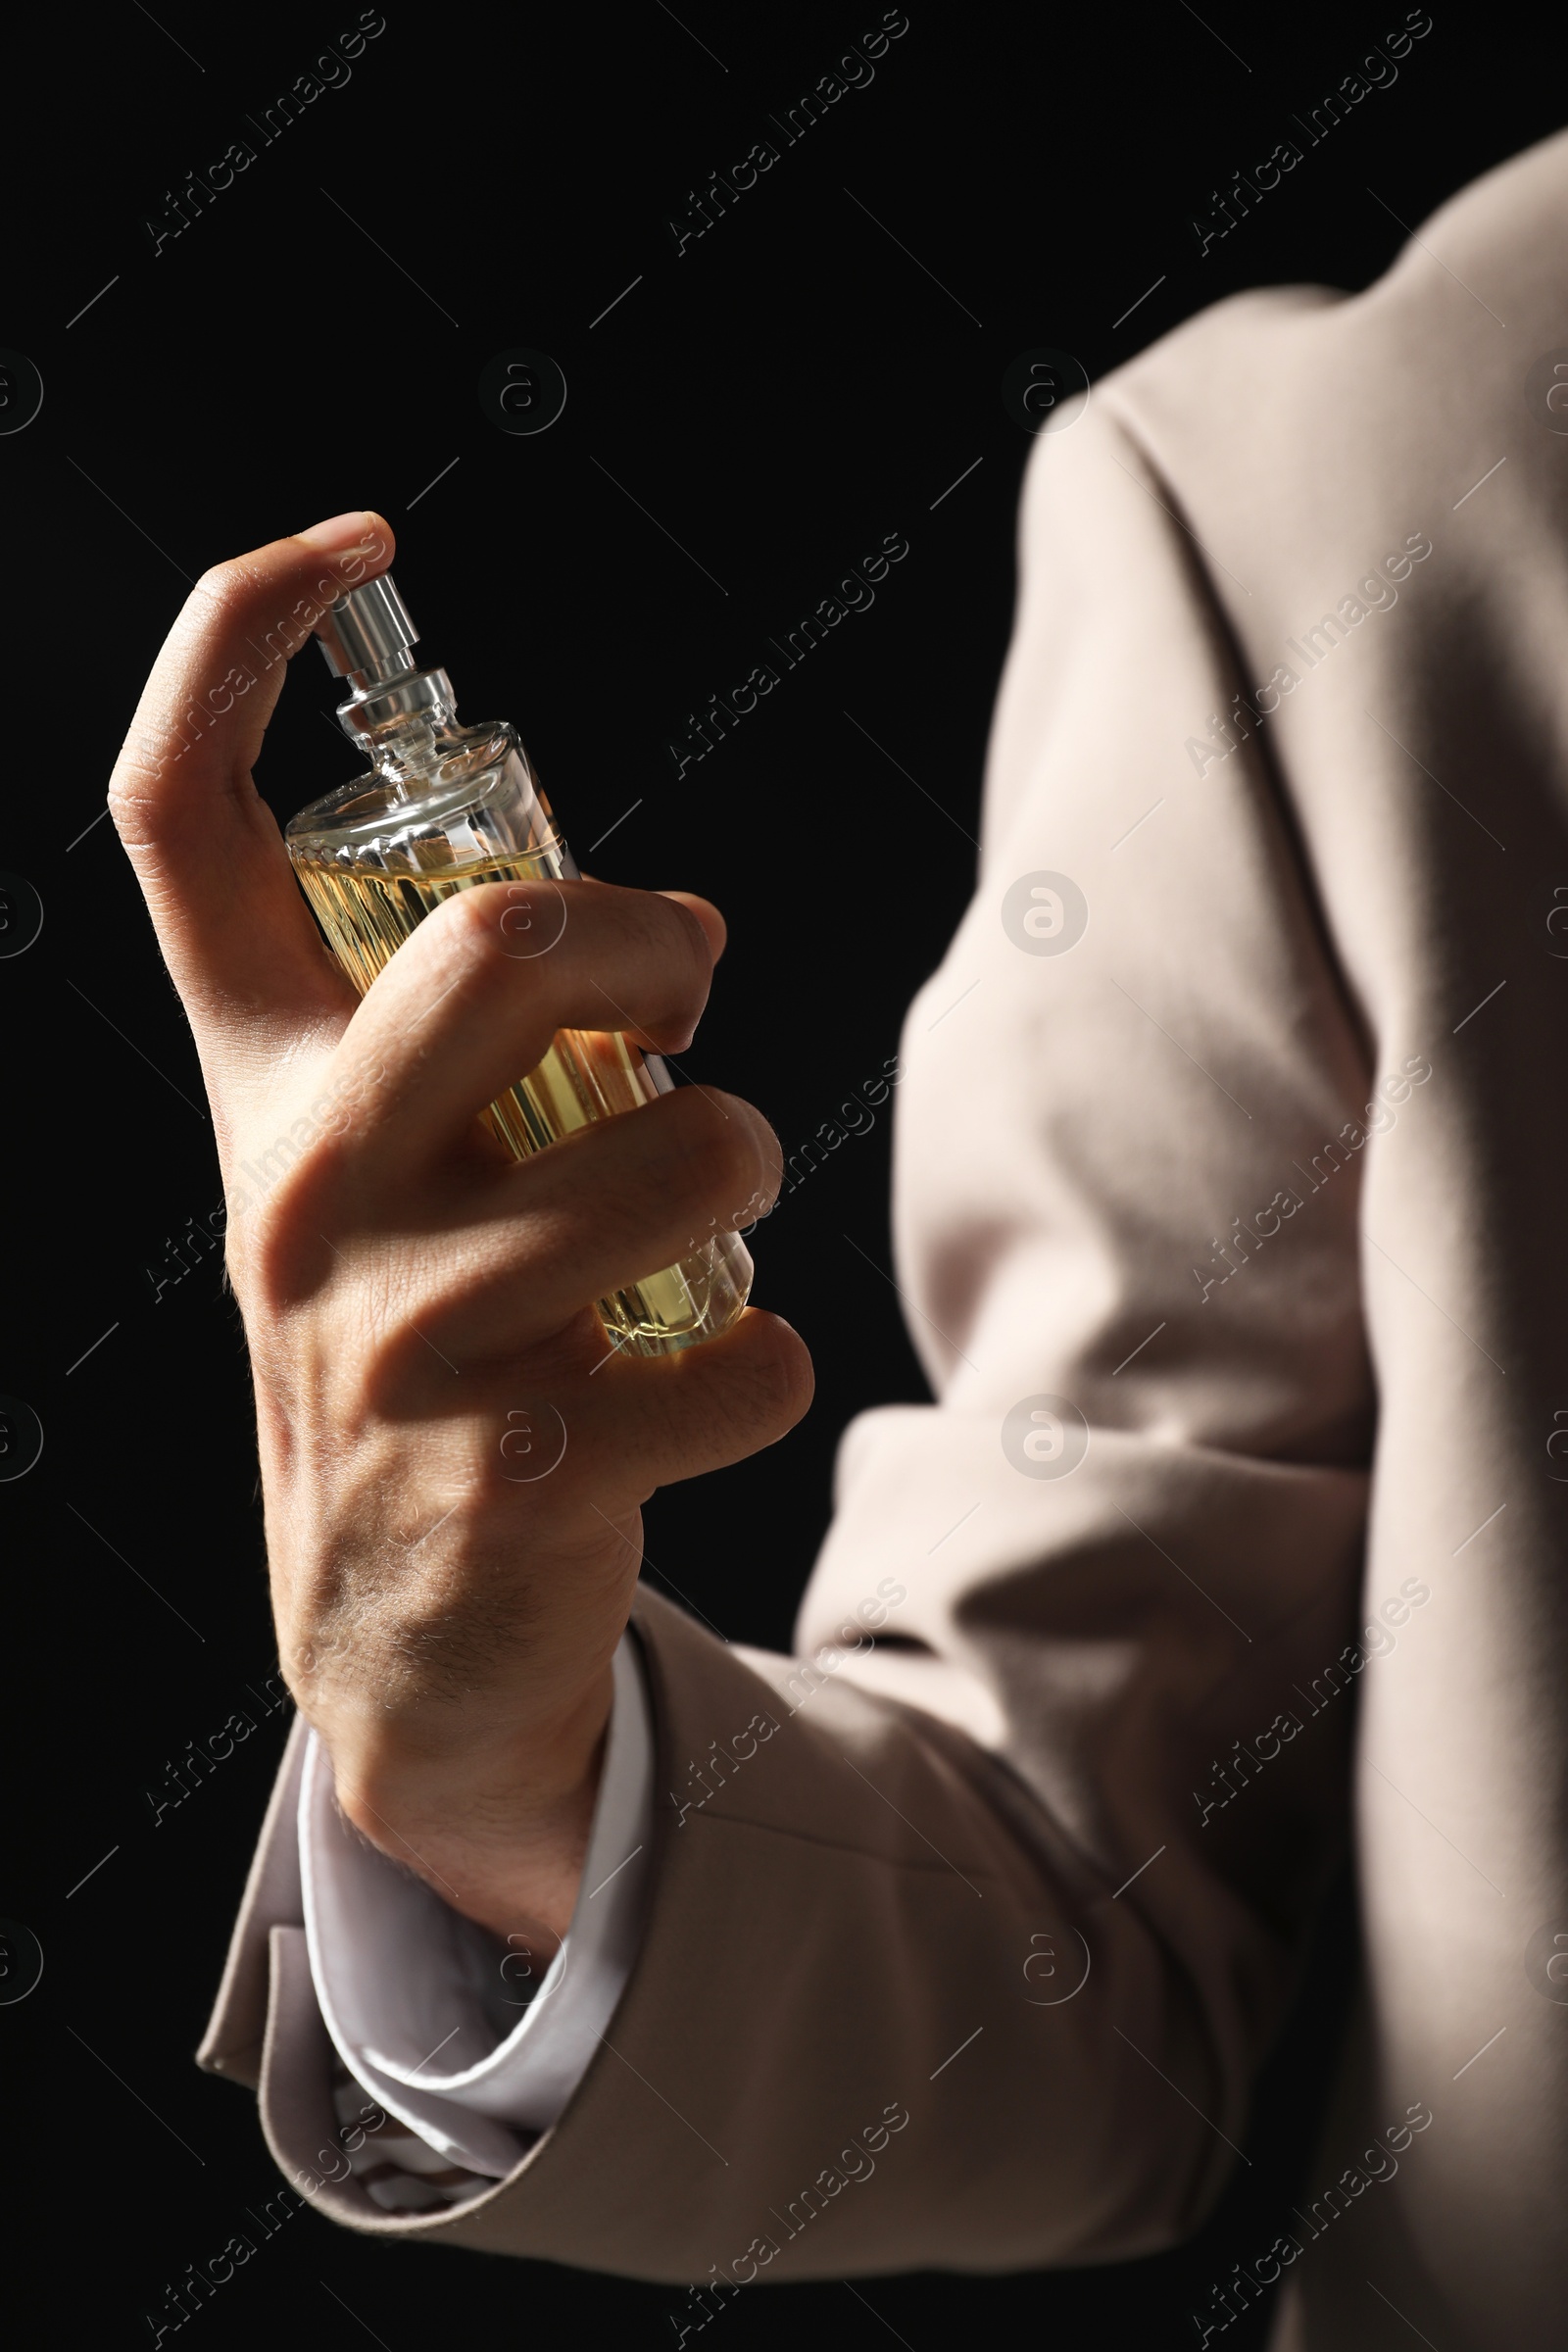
[109, 510, 396, 1055]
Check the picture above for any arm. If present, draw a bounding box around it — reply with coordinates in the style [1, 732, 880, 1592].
[185, 426, 1377, 2277]
[106, 508, 808, 2103]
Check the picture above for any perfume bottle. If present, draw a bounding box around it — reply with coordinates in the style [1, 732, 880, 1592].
[284, 573, 754, 1358]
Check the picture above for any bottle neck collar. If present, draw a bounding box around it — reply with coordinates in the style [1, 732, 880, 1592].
[335, 663, 460, 770]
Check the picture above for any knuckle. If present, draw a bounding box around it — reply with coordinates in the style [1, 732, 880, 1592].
[185, 558, 258, 632]
[721, 1319, 813, 1436]
[716, 1096, 781, 1210]
[658, 894, 715, 1007]
[663, 1088, 761, 1206]
[230, 1134, 347, 1309]
[240, 1186, 318, 1309]
[744, 1102, 784, 1200]
[437, 877, 558, 969]
[657, 889, 712, 970]
[432, 881, 503, 953]
[109, 715, 198, 823]
[105, 765, 160, 843]
[612, 890, 710, 1033]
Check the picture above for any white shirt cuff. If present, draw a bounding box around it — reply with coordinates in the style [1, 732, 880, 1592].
[299, 1633, 654, 2180]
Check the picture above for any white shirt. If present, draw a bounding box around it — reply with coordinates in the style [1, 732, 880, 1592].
[300, 1634, 650, 2180]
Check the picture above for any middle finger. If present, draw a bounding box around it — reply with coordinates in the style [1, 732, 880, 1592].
[329, 878, 717, 1179]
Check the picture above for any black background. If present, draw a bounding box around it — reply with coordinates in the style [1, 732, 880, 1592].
[1, 1, 1556, 2341]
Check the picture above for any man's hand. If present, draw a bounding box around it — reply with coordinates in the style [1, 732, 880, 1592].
[109, 513, 812, 1954]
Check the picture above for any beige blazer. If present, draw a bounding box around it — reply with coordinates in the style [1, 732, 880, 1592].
[200, 128, 1568, 2347]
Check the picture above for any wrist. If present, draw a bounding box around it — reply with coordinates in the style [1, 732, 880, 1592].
[322, 1667, 614, 1943]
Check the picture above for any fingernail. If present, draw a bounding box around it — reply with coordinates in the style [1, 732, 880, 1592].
[295, 510, 375, 551]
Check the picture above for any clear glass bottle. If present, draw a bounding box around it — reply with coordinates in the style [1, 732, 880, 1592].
[284, 573, 753, 1358]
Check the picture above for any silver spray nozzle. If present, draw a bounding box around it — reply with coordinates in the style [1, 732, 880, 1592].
[317, 570, 456, 744]
[317, 573, 420, 687]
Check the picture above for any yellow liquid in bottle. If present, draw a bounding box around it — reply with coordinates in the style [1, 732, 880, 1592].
[293, 850, 753, 1357]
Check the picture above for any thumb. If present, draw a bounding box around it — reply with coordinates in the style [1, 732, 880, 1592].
[109, 510, 395, 1054]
